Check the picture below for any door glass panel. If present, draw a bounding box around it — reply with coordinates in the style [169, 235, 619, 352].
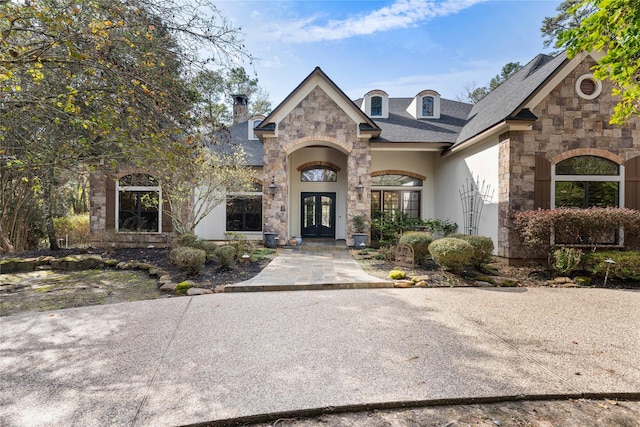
[304, 196, 315, 228]
[321, 196, 332, 227]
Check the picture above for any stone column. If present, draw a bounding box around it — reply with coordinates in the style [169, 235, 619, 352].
[346, 137, 371, 246]
[262, 140, 288, 245]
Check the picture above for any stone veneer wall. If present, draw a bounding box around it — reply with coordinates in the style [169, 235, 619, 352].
[89, 167, 172, 248]
[262, 86, 371, 245]
[498, 57, 640, 260]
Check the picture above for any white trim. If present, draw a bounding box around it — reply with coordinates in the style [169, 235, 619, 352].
[115, 179, 162, 233]
[575, 74, 602, 100]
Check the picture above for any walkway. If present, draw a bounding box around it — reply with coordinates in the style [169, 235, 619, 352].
[226, 241, 391, 292]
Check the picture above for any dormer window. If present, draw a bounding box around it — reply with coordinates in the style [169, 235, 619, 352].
[371, 96, 383, 117]
[408, 90, 440, 119]
[361, 90, 388, 119]
[422, 96, 434, 117]
[248, 115, 264, 140]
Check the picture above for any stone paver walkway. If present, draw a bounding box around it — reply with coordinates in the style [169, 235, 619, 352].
[225, 245, 391, 292]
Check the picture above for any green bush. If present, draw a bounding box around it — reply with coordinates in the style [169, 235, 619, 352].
[175, 233, 217, 258]
[170, 246, 206, 275]
[428, 238, 474, 273]
[420, 218, 458, 236]
[582, 251, 640, 281]
[53, 214, 90, 247]
[399, 231, 434, 266]
[448, 234, 494, 269]
[552, 247, 583, 275]
[388, 270, 407, 280]
[225, 232, 253, 261]
[213, 245, 236, 271]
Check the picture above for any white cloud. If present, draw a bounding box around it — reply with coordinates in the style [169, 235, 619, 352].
[269, 0, 489, 43]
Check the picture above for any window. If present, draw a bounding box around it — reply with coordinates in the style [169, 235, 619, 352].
[117, 174, 161, 232]
[226, 181, 262, 231]
[371, 96, 382, 117]
[554, 156, 621, 209]
[301, 165, 338, 182]
[576, 74, 602, 100]
[371, 174, 423, 220]
[422, 96, 434, 116]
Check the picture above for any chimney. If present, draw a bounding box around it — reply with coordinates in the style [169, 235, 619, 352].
[232, 94, 248, 125]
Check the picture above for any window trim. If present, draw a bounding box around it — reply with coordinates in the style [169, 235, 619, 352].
[551, 162, 625, 209]
[115, 175, 162, 233]
[575, 74, 602, 100]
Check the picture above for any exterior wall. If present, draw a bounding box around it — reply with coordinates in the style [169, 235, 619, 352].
[89, 167, 173, 248]
[500, 57, 640, 259]
[434, 139, 499, 250]
[194, 167, 265, 241]
[262, 85, 370, 245]
[371, 151, 436, 220]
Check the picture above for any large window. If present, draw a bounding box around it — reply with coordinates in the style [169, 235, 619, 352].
[553, 156, 621, 208]
[226, 181, 262, 232]
[117, 174, 161, 232]
[371, 174, 423, 219]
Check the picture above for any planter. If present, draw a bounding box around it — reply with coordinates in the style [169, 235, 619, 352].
[264, 232, 279, 249]
[352, 233, 367, 249]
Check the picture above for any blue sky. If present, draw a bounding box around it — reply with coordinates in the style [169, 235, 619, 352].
[216, 0, 563, 106]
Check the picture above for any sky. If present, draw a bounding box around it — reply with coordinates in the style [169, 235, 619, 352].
[215, 0, 564, 106]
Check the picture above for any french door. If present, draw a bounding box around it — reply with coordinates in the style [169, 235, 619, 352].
[301, 192, 336, 237]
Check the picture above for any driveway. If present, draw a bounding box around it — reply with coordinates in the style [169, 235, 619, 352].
[1, 287, 639, 426]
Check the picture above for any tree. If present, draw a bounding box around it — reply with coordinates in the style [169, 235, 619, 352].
[457, 62, 522, 104]
[540, 0, 596, 50]
[0, 0, 249, 250]
[557, 0, 640, 124]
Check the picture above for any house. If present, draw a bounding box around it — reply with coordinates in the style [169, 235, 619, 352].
[89, 51, 640, 262]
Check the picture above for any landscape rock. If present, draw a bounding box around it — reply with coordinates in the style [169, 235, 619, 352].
[415, 280, 429, 287]
[394, 280, 413, 288]
[554, 277, 571, 284]
[475, 280, 494, 287]
[50, 255, 104, 271]
[159, 282, 177, 292]
[186, 287, 213, 296]
[0, 258, 38, 274]
[213, 285, 226, 293]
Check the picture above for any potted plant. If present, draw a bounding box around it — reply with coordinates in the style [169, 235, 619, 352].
[351, 214, 368, 248]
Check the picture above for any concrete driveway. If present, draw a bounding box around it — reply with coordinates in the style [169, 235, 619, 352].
[1, 287, 639, 426]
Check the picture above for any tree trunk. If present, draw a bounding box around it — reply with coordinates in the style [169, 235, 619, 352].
[42, 168, 59, 250]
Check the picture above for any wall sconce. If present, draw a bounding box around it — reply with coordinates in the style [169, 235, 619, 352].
[355, 177, 364, 198]
[268, 176, 277, 198]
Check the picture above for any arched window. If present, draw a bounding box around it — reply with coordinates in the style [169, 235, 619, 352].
[553, 156, 621, 208]
[301, 165, 338, 182]
[117, 174, 161, 232]
[371, 174, 423, 220]
[422, 96, 434, 117]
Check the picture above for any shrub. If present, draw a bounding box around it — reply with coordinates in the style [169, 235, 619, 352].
[170, 246, 206, 275]
[582, 250, 640, 281]
[512, 208, 640, 257]
[225, 232, 253, 260]
[552, 247, 583, 275]
[388, 270, 407, 280]
[399, 231, 434, 266]
[213, 245, 236, 270]
[175, 233, 217, 258]
[448, 234, 494, 269]
[420, 218, 458, 236]
[428, 238, 474, 273]
[53, 214, 90, 247]
[371, 211, 419, 243]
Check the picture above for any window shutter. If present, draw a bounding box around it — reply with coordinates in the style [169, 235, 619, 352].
[534, 156, 551, 209]
[624, 156, 640, 210]
[105, 178, 116, 229]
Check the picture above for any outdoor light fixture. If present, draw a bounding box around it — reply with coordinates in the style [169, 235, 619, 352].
[268, 176, 276, 198]
[355, 177, 364, 198]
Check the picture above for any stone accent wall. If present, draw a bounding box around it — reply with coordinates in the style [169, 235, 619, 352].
[262, 85, 370, 244]
[498, 57, 640, 260]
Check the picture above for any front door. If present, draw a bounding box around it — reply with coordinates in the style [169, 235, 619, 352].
[301, 192, 336, 238]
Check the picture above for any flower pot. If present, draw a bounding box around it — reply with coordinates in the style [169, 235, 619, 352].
[352, 233, 367, 249]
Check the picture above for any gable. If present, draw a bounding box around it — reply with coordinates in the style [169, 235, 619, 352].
[256, 67, 379, 140]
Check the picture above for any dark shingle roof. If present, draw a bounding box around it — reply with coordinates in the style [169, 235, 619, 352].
[453, 52, 568, 147]
[210, 122, 263, 166]
[368, 98, 472, 143]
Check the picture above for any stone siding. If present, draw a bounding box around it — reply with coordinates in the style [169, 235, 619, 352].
[499, 57, 640, 259]
[262, 85, 371, 245]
